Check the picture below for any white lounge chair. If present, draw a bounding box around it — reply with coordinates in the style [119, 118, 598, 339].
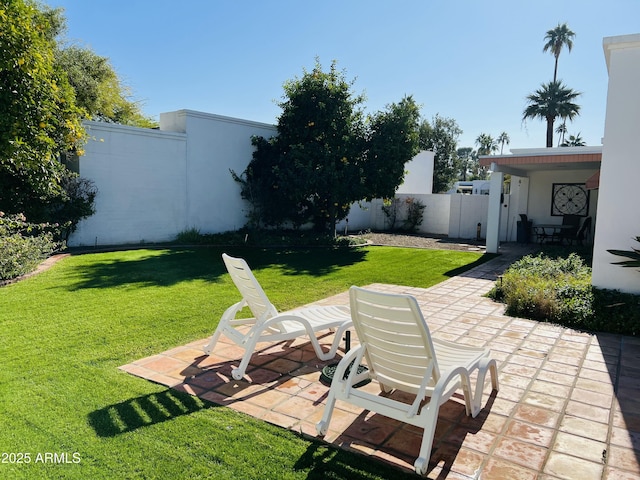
[203, 253, 352, 381]
[316, 286, 499, 475]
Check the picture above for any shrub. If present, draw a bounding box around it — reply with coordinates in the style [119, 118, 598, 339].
[488, 252, 640, 336]
[381, 196, 426, 232]
[0, 213, 61, 281]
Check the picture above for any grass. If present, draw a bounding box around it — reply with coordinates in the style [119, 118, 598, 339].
[0, 245, 489, 479]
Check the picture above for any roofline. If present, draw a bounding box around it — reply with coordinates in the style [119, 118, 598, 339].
[479, 146, 602, 167]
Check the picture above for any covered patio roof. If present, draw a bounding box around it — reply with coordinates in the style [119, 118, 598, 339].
[479, 146, 602, 178]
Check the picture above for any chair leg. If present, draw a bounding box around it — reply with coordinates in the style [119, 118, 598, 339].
[414, 404, 439, 475]
[202, 329, 223, 355]
[316, 388, 338, 436]
[471, 359, 499, 417]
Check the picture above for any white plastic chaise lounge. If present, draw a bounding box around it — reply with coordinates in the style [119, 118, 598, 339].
[203, 253, 352, 381]
[316, 286, 499, 475]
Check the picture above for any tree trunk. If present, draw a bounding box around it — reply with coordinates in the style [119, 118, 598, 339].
[546, 116, 554, 148]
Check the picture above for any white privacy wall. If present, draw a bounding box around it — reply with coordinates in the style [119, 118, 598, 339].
[71, 110, 491, 247]
[72, 122, 188, 246]
[592, 34, 640, 294]
[159, 110, 277, 234]
[70, 111, 277, 247]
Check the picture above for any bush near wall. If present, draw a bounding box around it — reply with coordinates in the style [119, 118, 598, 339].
[488, 252, 640, 336]
[0, 213, 61, 281]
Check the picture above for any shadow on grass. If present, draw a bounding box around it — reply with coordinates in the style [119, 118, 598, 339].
[294, 441, 417, 480]
[88, 389, 211, 437]
[64, 246, 368, 290]
[444, 253, 498, 278]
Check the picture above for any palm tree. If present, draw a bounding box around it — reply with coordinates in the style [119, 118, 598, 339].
[475, 133, 498, 156]
[523, 80, 581, 148]
[561, 133, 586, 146]
[497, 132, 510, 154]
[543, 23, 575, 82]
[555, 122, 568, 146]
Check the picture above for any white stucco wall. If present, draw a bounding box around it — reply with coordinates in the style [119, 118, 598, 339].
[592, 34, 640, 294]
[525, 169, 599, 226]
[71, 122, 187, 246]
[160, 110, 277, 234]
[396, 150, 434, 195]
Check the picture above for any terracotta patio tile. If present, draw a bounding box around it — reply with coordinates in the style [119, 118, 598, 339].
[575, 377, 615, 395]
[604, 466, 640, 480]
[570, 387, 613, 407]
[543, 452, 603, 480]
[481, 457, 538, 480]
[535, 369, 576, 386]
[262, 409, 299, 429]
[529, 379, 572, 398]
[273, 395, 321, 422]
[610, 425, 640, 450]
[582, 359, 616, 373]
[137, 355, 188, 373]
[559, 415, 609, 442]
[564, 400, 611, 424]
[512, 404, 560, 429]
[607, 445, 640, 475]
[504, 419, 555, 448]
[552, 431, 606, 463]
[446, 425, 498, 454]
[493, 437, 548, 470]
[501, 363, 539, 378]
[522, 391, 567, 412]
[459, 410, 509, 434]
[541, 361, 579, 376]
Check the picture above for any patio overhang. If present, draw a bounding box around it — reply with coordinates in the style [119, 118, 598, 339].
[479, 146, 602, 178]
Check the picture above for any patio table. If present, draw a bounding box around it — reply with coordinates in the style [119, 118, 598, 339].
[533, 224, 574, 244]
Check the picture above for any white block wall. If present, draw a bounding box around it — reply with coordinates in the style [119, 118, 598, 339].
[592, 34, 640, 294]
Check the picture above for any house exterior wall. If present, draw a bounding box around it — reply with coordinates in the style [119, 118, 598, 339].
[592, 34, 640, 294]
[525, 169, 599, 226]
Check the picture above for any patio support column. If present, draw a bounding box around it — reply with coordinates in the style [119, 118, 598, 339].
[486, 166, 503, 254]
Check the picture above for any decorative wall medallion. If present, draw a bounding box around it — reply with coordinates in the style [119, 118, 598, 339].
[551, 183, 589, 216]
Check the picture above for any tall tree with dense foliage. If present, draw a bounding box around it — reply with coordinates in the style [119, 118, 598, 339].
[0, 0, 85, 220]
[235, 60, 420, 233]
[419, 115, 462, 193]
[497, 131, 510, 154]
[475, 133, 498, 156]
[523, 80, 581, 148]
[543, 23, 575, 82]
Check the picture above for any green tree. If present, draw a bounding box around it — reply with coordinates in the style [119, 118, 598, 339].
[363, 95, 421, 199]
[456, 147, 474, 181]
[556, 122, 568, 146]
[523, 80, 581, 148]
[0, 0, 85, 220]
[561, 133, 586, 147]
[235, 60, 420, 233]
[56, 46, 157, 127]
[419, 115, 462, 193]
[497, 131, 510, 154]
[475, 133, 498, 156]
[543, 22, 575, 82]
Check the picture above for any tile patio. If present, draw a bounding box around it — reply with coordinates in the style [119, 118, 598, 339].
[120, 246, 640, 479]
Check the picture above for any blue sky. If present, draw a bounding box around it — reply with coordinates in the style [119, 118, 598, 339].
[47, 0, 639, 150]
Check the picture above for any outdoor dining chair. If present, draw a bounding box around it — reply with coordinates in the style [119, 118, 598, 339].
[203, 253, 352, 381]
[316, 286, 499, 475]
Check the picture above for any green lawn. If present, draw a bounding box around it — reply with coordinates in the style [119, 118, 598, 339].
[0, 246, 489, 479]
